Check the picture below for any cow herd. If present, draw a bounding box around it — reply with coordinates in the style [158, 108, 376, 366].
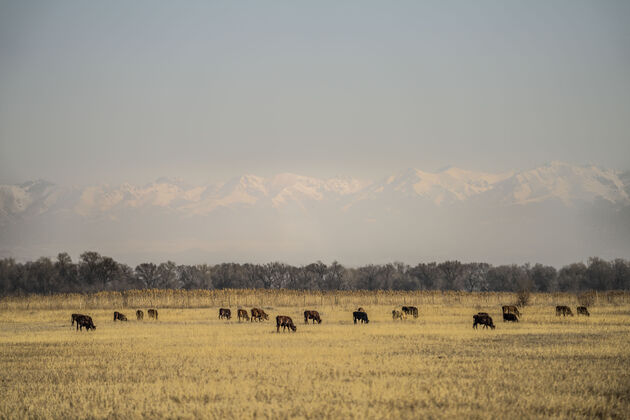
[69, 303, 593, 333]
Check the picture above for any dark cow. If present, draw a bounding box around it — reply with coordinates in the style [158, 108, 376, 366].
[576, 306, 590, 316]
[237, 309, 250, 322]
[75, 315, 96, 331]
[502, 305, 521, 318]
[147, 309, 158, 320]
[473, 313, 495, 329]
[353, 311, 369, 324]
[113, 311, 128, 322]
[555, 305, 573, 316]
[136, 310, 144, 320]
[219, 308, 231, 320]
[392, 309, 405, 320]
[276, 315, 297, 332]
[304, 310, 322, 324]
[503, 313, 518, 322]
[251, 308, 269, 322]
[402, 306, 419, 318]
[71, 313, 84, 326]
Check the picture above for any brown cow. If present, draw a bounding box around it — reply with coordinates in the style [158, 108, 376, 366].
[304, 310, 322, 324]
[576, 306, 590, 316]
[219, 308, 231, 320]
[237, 309, 250, 322]
[147, 309, 158, 320]
[555, 305, 573, 316]
[473, 313, 495, 329]
[276, 315, 297, 332]
[392, 309, 405, 321]
[402, 306, 419, 318]
[113, 311, 128, 322]
[251, 308, 269, 322]
[75, 315, 96, 331]
[502, 305, 521, 318]
[136, 310, 144, 320]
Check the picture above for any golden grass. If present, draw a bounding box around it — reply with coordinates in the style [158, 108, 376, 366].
[1, 294, 629, 419]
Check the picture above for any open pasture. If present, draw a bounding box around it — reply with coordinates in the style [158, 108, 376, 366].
[1, 294, 630, 419]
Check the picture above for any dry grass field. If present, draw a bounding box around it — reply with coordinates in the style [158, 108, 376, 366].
[1, 291, 630, 419]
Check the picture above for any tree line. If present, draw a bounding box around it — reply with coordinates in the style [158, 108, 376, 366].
[0, 252, 629, 296]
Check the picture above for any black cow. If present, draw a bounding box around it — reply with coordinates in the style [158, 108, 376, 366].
[401, 306, 419, 318]
[503, 313, 518, 322]
[136, 310, 144, 320]
[473, 313, 495, 329]
[71, 313, 84, 326]
[353, 311, 369, 324]
[576, 306, 590, 316]
[219, 308, 231, 320]
[113, 311, 128, 322]
[304, 310, 322, 324]
[147, 309, 158, 320]
[276, 315, 297, 332]
[75, 315, 96, 331]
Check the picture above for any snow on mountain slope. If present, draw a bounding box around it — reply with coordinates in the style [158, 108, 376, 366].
[495, 161, 629, 205]
[1, 163, 629, 223]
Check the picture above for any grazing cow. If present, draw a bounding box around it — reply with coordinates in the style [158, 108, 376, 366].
[503, 313, 518, 322]
[276, 315, 297, 332]
[147, 309, 158, 320]
[473, 313, 495, 329]
[502, 305, 521, 318]
[219, 308, 231, 320]
[113, 311, 128, 322]
[136, 310, 144, 320]
[71, 313, 84, 326]
[555, 305, 573, 316]
[75, 315, 96, 331]
[304, 310, 322, 324]
[237, 309, 249, 322]
[353, 311, 369, 324]
[402, 306, 419, 318]
[250, 308, 269, 322]
[576, 306, 590, 316]
[392, 309, 405, 321]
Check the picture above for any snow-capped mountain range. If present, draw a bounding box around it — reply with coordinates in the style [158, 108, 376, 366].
[1, 162, 628, 221]
[1, 162, 629, 266]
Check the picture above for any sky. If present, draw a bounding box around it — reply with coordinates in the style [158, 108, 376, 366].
[1, 0, 629, 186]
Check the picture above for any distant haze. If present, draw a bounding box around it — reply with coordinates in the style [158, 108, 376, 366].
[1, 2, 629, 265]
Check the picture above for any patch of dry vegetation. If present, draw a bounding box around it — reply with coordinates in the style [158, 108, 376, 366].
[1, 292, 629, 419]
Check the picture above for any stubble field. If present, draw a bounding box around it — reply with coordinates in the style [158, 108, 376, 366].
[1, 293, 629, 419]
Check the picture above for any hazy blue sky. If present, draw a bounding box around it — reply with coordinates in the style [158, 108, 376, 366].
[1, 1, 629, 185]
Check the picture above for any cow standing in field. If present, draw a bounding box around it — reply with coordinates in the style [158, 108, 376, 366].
[219, 308, 231, 320]
[251, 308, 269, 322]
[136, 310, 144, 320]
[555, 306, 573, 316]
[392, 310, 405, 321]
[276, 315, 297, 332]
[75, 315, 96, 331]
[402, 306, 419, 318]
[304, 310, 322, 324]
[147, 309, 158, 320]
[473, 313, 495, 329]
[353, 311, 369, 324]
[503, 313, 518, 322]
[237, 309, 249, 322]
[577, 306, 590, 316]
[502, 305, 521, 318]
[113, 311, 128, 322]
